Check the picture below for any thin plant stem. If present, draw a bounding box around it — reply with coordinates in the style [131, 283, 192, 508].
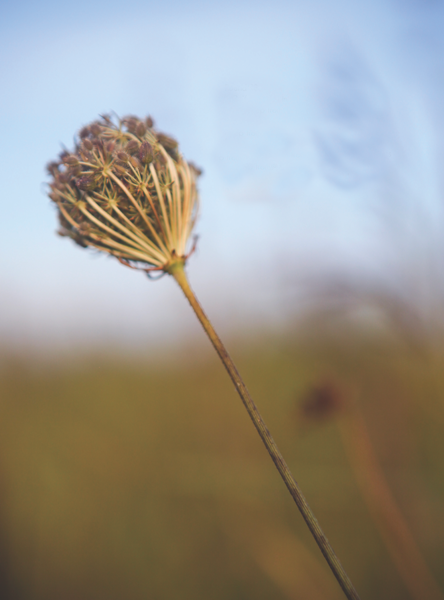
[216, 499, 344, 600]
[338, 403, 444, 600]
[168, 261, 361, 600]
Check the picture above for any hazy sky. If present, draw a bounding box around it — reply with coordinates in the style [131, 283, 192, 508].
[1, 0, 444, 349]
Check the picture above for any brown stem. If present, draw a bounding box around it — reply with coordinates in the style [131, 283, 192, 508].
[168, 261, 361, 600]
[339, 405, 444, 600]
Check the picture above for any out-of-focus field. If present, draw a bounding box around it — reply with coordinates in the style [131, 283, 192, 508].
[0, 327, 443, 600]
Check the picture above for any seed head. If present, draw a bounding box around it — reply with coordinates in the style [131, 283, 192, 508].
[47, 114, 200, 272]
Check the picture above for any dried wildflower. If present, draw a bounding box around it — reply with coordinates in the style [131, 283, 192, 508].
[47, 114, 200, 274]
[46, 114, 361, 600]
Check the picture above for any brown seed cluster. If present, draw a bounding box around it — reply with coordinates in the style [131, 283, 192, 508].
[47, 114, 201, 271]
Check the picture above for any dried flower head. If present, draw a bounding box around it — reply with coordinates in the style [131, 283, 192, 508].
[47, 114, 201, 274]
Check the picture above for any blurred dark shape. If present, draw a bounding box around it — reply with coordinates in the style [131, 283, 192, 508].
[0, 485, 19, 600]
[299, 378, 346, 424]
[0, 561, 17, 600]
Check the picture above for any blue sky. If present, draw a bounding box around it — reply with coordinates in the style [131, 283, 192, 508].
[1, 0, 444, 349]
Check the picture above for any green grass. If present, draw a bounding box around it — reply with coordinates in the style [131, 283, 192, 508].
[0, 331, 443, 599]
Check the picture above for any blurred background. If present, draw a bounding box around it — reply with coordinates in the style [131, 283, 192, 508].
[1, 0, 444, 598]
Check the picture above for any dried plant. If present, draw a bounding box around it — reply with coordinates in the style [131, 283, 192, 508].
[47, 114, 361, 600]
[48, 114, 200, 275]
[299, 378, 444, 600]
